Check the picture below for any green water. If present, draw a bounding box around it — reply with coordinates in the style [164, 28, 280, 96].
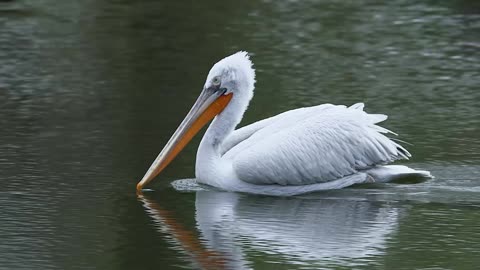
[1, 0, 479, 269]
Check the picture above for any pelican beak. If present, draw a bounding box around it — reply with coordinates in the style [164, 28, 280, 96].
[136, 87, 233, 191]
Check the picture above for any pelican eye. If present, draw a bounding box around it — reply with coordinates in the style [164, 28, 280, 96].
[212, 76, 221, 86]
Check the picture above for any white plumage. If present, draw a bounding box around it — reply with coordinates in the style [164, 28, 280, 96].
[138, 51, 431, 195]
[224, 103, 409, 186]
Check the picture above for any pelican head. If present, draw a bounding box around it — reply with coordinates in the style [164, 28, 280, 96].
[204, 51, 255, 99]
[137, 51, 255, 191]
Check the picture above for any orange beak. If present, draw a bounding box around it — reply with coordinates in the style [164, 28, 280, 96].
[136, 88, 233, 191]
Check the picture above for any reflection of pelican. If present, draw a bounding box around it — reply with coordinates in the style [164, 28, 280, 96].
[138, 193, 227, 270]
[137, 52, 430, 195]
[139, 191, 400, 269]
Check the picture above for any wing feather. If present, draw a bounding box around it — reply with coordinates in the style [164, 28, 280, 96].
[220, 117, 274, 155]
[223, 104, 410, 186]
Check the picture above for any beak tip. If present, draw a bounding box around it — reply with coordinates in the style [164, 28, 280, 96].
[136, 182, 144, 191]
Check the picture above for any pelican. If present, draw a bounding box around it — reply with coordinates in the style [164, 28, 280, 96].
[137, 51, 431, 196]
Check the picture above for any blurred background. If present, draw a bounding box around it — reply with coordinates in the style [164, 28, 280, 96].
[1, 0, 479, 269]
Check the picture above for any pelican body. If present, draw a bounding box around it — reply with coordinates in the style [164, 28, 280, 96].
[137, 52, 430, 196]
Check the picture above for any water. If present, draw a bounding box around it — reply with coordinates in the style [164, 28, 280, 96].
[1, 0, 479, 269]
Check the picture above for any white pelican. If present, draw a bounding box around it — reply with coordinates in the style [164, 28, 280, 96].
[137, 51, 430, 195]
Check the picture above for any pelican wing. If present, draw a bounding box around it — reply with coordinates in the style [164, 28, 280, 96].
[222, 104, 338, 154]
[223, 103, 410, 186]
[220, 117, 275, 155]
